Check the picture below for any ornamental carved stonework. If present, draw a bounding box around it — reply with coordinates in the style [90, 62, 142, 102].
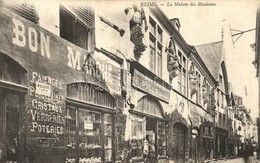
[189, 62, 197, 96]
[125, 4, 147, 58]
[210, 88, 216, 111]
[202, 80, 209, 104]
[166, 39, 179, 80]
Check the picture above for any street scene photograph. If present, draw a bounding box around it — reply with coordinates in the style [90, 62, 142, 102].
[0, 0, 259, 162]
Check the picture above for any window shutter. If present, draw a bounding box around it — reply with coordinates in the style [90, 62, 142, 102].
[3, 2, 38, 23]
[61, 3, 94, 30]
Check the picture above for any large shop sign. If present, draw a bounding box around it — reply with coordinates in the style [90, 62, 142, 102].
[132, 69, 170, 102]
[11, 18, 85, 70]
[0, 9, 87, 72]
[9, 15, 121, 97]
[83, 55, 121, 96]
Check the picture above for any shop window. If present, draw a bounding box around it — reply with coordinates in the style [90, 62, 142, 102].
[130, 115, 145, 159]
[60, 4, 94, 51]
[78, 109, 102, 162]
[129, 96, 166, 161]
[65, 106, 114, 163]
[157, 121, 166, 157]
[65, 107, 77, 162]
[66, 82, 115, 162]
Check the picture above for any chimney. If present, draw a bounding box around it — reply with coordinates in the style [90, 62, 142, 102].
[169, 18, 181, 32]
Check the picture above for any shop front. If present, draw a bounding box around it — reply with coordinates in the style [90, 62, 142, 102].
[166, 109, 189, 163]
[190, 104, 202, 163]
[128, 96, 167, 162]
[65, 82, 116, 163]
[126, 61, 171, 162]
[215, 127, 228, 158]
[200, 120, 214, 161]
[0, 53, 27, 163]
[0, 7, 123, 163]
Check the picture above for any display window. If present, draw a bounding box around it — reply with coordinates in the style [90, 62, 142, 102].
[129, 96, 166, 161]
[157, 121, 166, 157]
[66, 83, 115, 163]
[65, 106, 114, 163]
[0, 53, 27, 163]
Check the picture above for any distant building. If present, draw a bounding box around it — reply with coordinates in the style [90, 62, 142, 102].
[195, 41, 231, 159]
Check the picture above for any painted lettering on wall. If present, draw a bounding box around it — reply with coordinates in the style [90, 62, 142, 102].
[29, 71, 65, 137]
[12, 18, 50, 58]
[67, 46, 83, 71]
[83, 56, 121, 95]
[11, 18, 86, 71]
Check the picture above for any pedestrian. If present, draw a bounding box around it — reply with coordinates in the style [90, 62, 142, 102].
[243, 145, 250, 163]
[147, 136, 157, 163]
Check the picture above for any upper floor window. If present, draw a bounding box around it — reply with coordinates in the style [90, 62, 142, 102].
[149, 18, 156, 36]
[157, 27, 163, 43]
[149, 17, 163, 77]
[177, 51, 186, 96]
[60, 4, 94, 51]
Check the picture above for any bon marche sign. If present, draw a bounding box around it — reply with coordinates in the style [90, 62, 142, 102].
[132, 69, 170, 102]
[0, 8, 87, 74]
[8, 13, 121, 97]
[83, 55, 121, 96]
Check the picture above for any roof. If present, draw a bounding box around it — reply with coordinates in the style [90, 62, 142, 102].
[195, 41, 224, 79]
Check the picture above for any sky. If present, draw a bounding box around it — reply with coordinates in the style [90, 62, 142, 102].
[160, 0, 259, 118]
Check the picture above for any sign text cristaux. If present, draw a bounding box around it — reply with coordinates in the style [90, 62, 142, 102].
[28, 71, 65, 145]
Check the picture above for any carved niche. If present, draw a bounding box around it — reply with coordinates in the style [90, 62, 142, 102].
[166, 39, 179, 80]
[189, 62, 197, 97]
[125, 4, 147, 57]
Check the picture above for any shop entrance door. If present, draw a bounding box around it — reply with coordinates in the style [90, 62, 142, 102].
[0, 88, 23, 163]
[173, 123, 186, 163]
